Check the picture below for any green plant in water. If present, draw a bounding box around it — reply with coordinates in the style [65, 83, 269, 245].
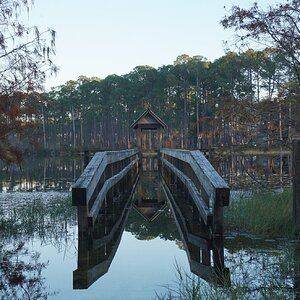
[224, 188, 294, 237]
[155, 244, 298, 300]
[0, 195, 76, 239]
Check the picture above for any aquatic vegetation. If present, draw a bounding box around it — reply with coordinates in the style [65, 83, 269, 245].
[155, 242, 299, 299]
[224, 188, 294, 237]
[0, 192, 76, 239]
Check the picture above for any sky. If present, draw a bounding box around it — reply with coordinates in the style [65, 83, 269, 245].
[26, 0, 280, 90]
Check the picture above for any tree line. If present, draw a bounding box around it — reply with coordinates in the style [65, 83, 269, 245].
[29, 49, 299, 152]
[1, 0, 299, 162]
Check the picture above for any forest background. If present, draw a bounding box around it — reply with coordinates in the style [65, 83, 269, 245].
[1, 0, 300, 163]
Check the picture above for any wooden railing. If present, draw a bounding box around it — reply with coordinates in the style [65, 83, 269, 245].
[160, 148, 230, 234]
[72, 148, 139, 233]
[73, 146, 229, 237]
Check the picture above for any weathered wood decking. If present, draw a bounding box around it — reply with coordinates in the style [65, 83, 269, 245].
[72, 146, 230, 283]
[72, 147, 230, 237]
[72, 148, 139, 233]
[160, 148, 230, 235]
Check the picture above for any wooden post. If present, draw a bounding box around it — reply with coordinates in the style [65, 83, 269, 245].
[137, 128, 142, 171]
[293, 139, 300, 234]
[136, 128, 141, 152]
[84, 150, 90, 167]
[77, 206, 88, 236]
[158, 128, 162, 170]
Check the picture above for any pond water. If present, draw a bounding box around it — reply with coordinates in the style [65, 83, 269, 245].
[0, 153, 296, 299]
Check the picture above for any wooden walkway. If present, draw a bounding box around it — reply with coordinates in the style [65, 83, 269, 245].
[72, 148, 230, 276]
[72, 149, 139, 233]
[72, 148, 229, 236]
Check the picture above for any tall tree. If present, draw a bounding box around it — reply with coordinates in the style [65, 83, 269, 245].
[0, 0, 57, 94]
[221, 0, 300, 85]
[0, 0, 56, 162]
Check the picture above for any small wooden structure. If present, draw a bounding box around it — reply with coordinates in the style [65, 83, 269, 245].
[72, 109, 229, 240]
[131, 108, 167, 170]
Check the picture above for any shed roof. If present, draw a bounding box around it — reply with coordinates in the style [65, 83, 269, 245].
[130, 108, 167, 130]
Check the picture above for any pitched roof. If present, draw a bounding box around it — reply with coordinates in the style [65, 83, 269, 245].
[130, 108, 167, 129]
[133, 201, 167, 222]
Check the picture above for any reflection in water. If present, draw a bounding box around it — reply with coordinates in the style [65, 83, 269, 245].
[75, 169, 229, 290]
[0, 192, 76, 299]
[161, 177, 229, 285]
[0, 156, 84, 192]
[0, 153, 292, 193]
[212, 153, 292, 190]
[0, 244, 53, 299]
[133, 171, 166, 222]
[73, 178, 136, 289]
[1, 157, 299, 298]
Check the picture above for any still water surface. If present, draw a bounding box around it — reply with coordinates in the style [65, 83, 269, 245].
[0, 154, 295, 299]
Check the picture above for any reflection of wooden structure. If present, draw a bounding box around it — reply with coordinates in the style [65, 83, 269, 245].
[73, 178, 138, 289]
[131, 108, 167, 171]
[162, 176, 230, 285]
[133, 171, 166, 222]
[73, 109, 229, 252]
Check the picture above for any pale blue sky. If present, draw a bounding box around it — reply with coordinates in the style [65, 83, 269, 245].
[27, 0, 280, 90]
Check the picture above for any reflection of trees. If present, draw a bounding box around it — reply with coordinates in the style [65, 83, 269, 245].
[212, 154, 292, 190]
[0, 243, 55, 300]
[0, 194, 76, 298]
[125, 206, 180, 241]
[0, 156, 84, 192]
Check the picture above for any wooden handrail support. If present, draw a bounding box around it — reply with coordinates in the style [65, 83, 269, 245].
[72, 148, 139, 230]
[160, 148, 230, 232]
[88, 158, 138, 225]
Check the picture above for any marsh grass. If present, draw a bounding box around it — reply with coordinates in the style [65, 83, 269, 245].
[155, 189, 298, 299]
[224, 188, 294, 237]
[0, 194, 76, 238]
[155, 246, 297, 300]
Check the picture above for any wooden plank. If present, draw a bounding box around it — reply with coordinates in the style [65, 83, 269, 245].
[88, 158, 139, 226]
[191, 151, 230, 207]
[161, 157, 212, 225]
[106, 148, 138, 164]
[161, 149, 214, 209]
[187, 233, 212, 250]
[72, 149, 138, 206]
[162, 177, 212, 250]
[72, 152, 106, 206]
[190, 261, 216, 283]
[161, 149, 230, 208]
[93, 173, 140, 249]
